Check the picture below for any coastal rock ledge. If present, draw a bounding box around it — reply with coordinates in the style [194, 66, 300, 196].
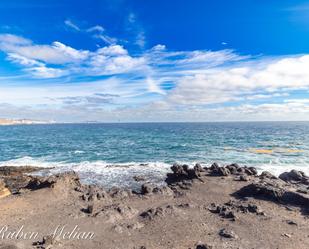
[0, 164, 309, 249]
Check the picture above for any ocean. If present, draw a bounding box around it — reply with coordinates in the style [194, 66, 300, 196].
[0, 122, 308, 188]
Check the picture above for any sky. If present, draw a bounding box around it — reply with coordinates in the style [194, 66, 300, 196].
[1, 0, 309, 122]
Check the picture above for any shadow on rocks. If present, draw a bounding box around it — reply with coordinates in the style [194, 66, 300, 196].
[233, 176, 309, 215]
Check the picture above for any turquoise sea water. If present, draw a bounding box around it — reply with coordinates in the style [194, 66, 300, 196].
[0, 122, 308, 188]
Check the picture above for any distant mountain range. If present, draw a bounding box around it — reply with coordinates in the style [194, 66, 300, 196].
[0, 118, 52, 125]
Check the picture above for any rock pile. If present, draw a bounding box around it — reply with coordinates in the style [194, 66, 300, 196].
[165, 163, 204, 184]
[279, 170, 309, 185]
[208, 200, 265, 220]
[208, 162, 257, 177]
[235, 177, 309, 214]
[140, 183, 173, 196]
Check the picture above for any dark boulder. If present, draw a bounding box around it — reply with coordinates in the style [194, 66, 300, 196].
[234, 180, 309, 213]
[0, 166, 46, 176]
[260, 171, 277, 180]
[209, 163, 231, 176]
[218, 167, 230, 176]
[26, 171, 81, 191]
[219, 228, 238, 239]
[229, 163, 240, 169]
[226, 165, 238, 174]
[209, 200, 264, 219]
[195, 243, 213, 249]
[140, 205, 175, 221]
[165, 164, 201, 184]
[239, 175, 249, 181]
[244, 166, 257, 176]
[32, 235, 55, 248]
[82, 203, 95, 214]
[248, 167, 258, 175]
[279, 170, 309, 185]
[235, 181, 285, 202]
[209, 163, 257, 177]
[237, 167, 246, 174]
[194, 163, 204, 172]
[210, 162, 220, 170]
[0, 166, 53, 194]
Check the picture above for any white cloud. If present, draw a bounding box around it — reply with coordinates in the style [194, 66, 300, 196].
[126, 12, 146, 49]
[2, 33, 309, 121]
[81, 44, 147, 76]
[135, 31, 146, 48]
[64, 20, 117, 45]
[87, 25, 105, 33]
[284, 99, 309, 104]
[85, 24, 117, 45]
[93, 34, 117, 45]
[0, 34, 145, 77]
[167, 55, 309, 105]
[245, 92, 289, 100]
[0, 36, 89, 64]
[64, 19, 80, 31]
[175, 49, 243, 65]
[26, 66, 66, 79]
[146, 77, 166, 95]
[2, 101, 309, 123]
[151, 44, 166, 51]
[52, 41, 89, 62]
[0, 33, 31, 45]
[7, 53, 43, 67]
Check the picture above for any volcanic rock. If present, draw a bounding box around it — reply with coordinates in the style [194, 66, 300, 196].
[219, 228, 238, 239]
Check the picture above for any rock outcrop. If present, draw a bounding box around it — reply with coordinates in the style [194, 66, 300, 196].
[0, 179, 11, 199]
[0, 166, 51, 194]
[219, 228, 238, 239]
[209, 163, 258, 177]
[165, 163, 203, 184]
[235, 178, 309, 214]
[140, 183, 173, 196]
[208, 200, 265, 220]
[279, 170, 309, 185]
[26, 171, 81, 192]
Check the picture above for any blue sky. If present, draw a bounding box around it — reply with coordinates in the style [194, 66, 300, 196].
[1, 0, 309, 122]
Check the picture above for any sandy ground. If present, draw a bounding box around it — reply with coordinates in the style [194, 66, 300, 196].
[0, 165, 308, 249]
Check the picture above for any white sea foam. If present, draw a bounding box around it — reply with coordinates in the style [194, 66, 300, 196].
[0, 157, 172, 187]
[0, 157, 171, 174]
[0, 156, 64, 168]
[256, 163, 309, 176]
[73, 150, 85, 154]
[1, 157, 309, 187]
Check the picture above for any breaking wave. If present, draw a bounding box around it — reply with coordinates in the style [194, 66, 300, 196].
[1, 156, 309, 188]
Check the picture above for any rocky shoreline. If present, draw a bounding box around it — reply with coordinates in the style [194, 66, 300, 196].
[0, 163, 308, 248]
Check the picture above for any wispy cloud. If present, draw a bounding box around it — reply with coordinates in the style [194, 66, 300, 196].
[0, 34, 143, 78]
[63, 19, 118, 45]
[86, 25, 105, 33]
[1, 32, 309, 121]
[64, 19, 81, 31]
[86, 24, 118, 45]
[126, 12, 146, 49]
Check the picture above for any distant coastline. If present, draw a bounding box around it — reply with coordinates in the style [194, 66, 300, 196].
[0, 118, 52, 126]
